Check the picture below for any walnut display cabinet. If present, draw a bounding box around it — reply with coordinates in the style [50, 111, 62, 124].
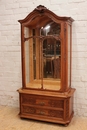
[18, 5, 75, 125]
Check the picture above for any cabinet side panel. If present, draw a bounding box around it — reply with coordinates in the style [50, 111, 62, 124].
[69, 96, 73, 117]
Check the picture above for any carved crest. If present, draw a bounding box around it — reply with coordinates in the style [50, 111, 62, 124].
[35, 5, 47, 13]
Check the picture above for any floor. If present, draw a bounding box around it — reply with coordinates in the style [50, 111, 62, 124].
[0, 106, 87, 130]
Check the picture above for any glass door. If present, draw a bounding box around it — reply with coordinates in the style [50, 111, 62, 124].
[24, 17, 61, 91]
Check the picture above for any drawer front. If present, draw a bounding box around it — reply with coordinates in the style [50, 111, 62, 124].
[21, 94, 64, 109]
[22, 105, 63, 118]
[36, 99, 48, 106]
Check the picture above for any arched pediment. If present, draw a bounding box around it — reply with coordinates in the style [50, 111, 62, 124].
[18, 5, 74, 28]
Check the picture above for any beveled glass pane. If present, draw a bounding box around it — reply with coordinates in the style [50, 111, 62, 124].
[68, 25, 71, 88]
[24, 27, 42, 89]
[25, 38, 42, 89]
[24, 27, 29, 84]
[43, 39, 61, 78]
[43, 38, 61, 90]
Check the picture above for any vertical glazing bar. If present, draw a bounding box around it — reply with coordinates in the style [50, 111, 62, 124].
[41, 39, 43, 89]
[39, 38, 43, 89]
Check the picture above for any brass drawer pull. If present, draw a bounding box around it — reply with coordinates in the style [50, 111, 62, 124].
[39, 111, 45, 115]
[39, 102, 45, 106]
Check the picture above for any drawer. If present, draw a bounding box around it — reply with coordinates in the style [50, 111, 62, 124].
[21, 94, 64, 109]
[37, 108, 63, 118]
[22, 105, 63, 118]
[36, 99, 64, 109]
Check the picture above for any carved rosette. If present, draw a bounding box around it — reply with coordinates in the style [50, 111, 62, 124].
[23, 106, 36, 114]
[48, 110, 63, 118]
[22, 95, 36, 105]
[48, 100, 64, 108]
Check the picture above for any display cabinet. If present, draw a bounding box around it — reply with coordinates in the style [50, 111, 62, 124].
[18, 5, 75, 125]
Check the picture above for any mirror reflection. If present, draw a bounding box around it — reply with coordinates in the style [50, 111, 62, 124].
[40, 22, 61, 36]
